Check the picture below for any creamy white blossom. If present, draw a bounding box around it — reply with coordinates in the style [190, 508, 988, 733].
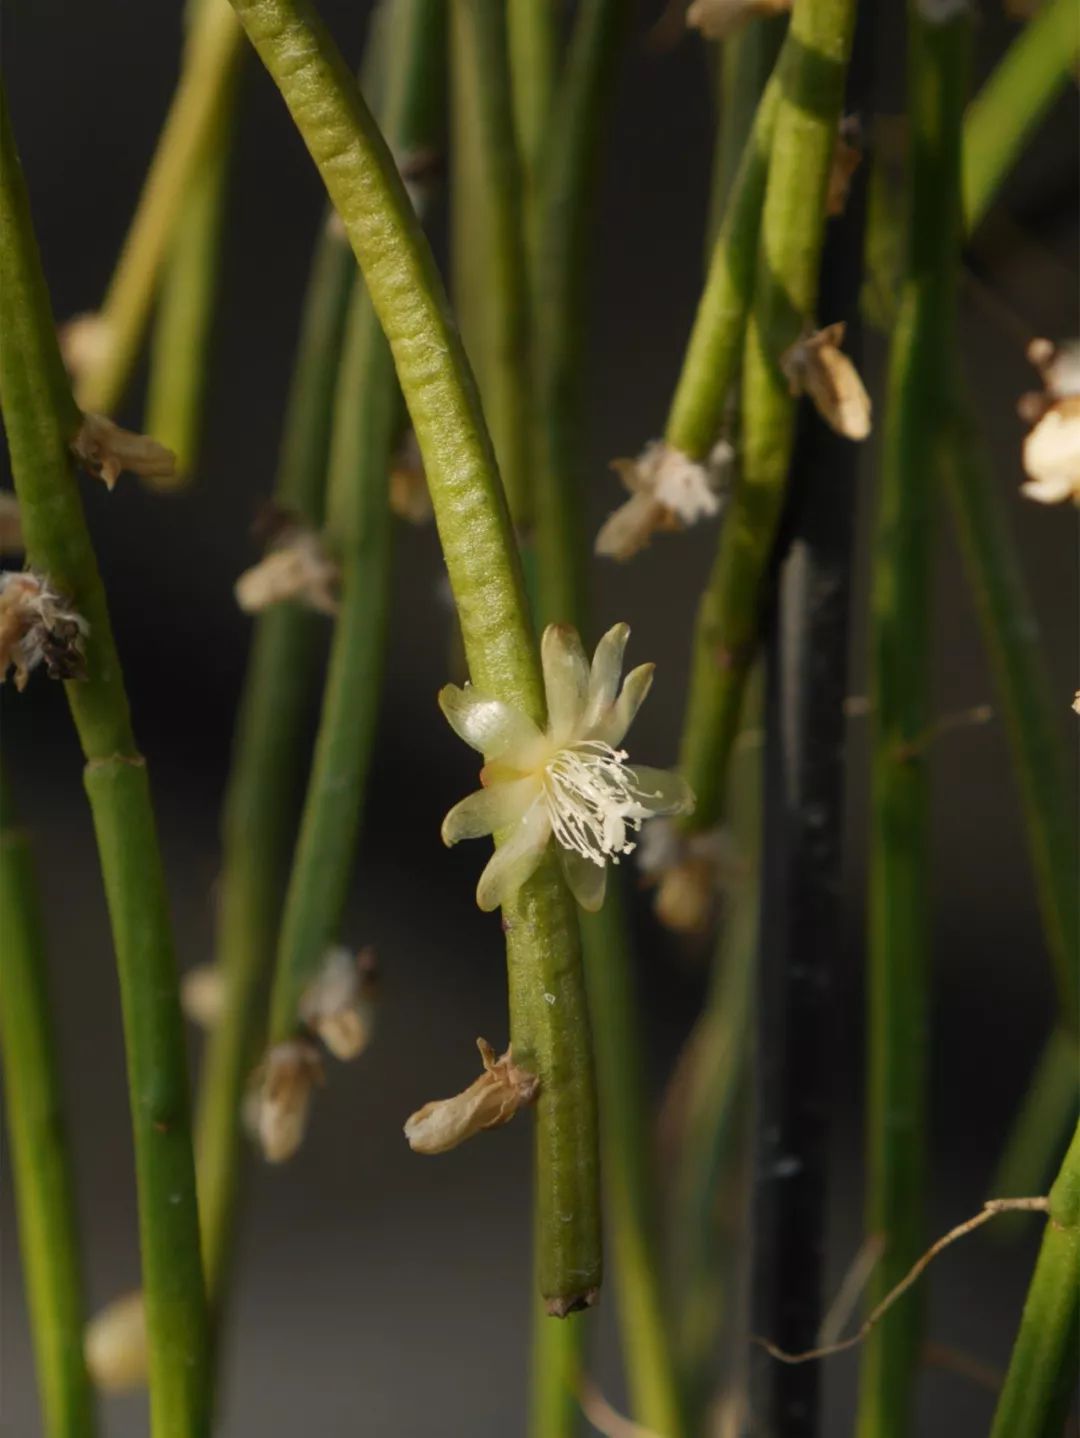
[637, 817, 741, 933]
[298, 946, 378, 1061]
[1019, 340, 1080, 504]
[441, 623, 694, 912]
[85, 1291, 148, 1391]
[234, 524, 340, 615]
[596, 440, 733, 561]
[250, 1039, 324, 1163]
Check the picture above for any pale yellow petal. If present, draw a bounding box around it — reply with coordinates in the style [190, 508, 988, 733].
[475, 800, 551, 911]
[630, 765, 696, 818]
[583, 623, 630, 732]
[595, 662, 655, 747]
[439, 684, 544, 761]
[441, 776, 541, 845]
[557, 847, 608, 913]
[541, 624, 590, 742]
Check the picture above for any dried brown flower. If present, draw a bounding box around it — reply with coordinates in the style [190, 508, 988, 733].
[251, 1039, 325, 1164]
[70, 413, 176, 491]
[404, 1039, 539, 1155]
[84, 1291, 148, 1392]
[234, 524, 340, 616]
[299, 947, 378, 1061]
[0, 571, 87, 690]
[780, 323, 872, 441]
[687, 0, 792, 40]
[596, 439, 733, 561]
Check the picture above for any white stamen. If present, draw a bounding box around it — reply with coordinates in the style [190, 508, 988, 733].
[543, 741, 657, 867]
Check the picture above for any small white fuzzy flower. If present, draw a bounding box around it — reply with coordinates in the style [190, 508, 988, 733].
[0, 571, 87, 691]
[404, 1038, 538, 1154]
[180, 964, 225, 1030]
[299, 947, 378, 1061]
[781, 323, 872, 441]
[687, 0, 792, 40]
[441, 623, 695, 913]
[1021, 398, 1080, 504]
[234, 525, 340, 616]
[0, 492, 22, 555]
[596, 440, 732, 561]
[250, 1039, 324, 1164]
[70, 413, 176, 491]
[637, 818, 742, 934]
[84, 1291, 148, 1392]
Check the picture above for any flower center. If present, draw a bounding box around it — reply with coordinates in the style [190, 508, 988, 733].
[543, 740, 652, 867]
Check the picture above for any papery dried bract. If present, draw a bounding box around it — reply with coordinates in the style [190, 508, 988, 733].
[686, 0, 791, 40]
[252, 1039, 324, 1163]
[71, 413, 176, 491]
[781, 323, 872, 441]
[299, 946, 378, 1061]
[85, 1291, 148, 1392]
[234, 526, 340, 615]
[404, 1039, 539, 1155]
[0, 571, 87, 690]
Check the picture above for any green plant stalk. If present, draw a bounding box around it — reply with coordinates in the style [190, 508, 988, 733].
[0, 88, 211, 1438]
[507, 0, 557, 194]
[858, 15, 970, 1438]
[529, 1298, 585, 1438]
[226, 0, 601, 1308]
[0, 778, 98, 1438]
[677, 0, 856, 833]
[143, 48, 240, 481]
[449, 1, 532, 528]
[962, 0, 1080, 230]
[707, 16, 787, 247]
[194, 218, 353, 1308]
[75, 0, 244, 416]
[989, 1027, 1079, 1224]
[989, 1121, 1080, 1438]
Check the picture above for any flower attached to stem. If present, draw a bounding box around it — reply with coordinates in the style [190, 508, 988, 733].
[596, 440, 733, 561]
[59, 312, 113, 383]
[234, 510, 340, 616]
[84, 1291, 148, 1392]
[70, 413, 176, 490]
[780, 323, 872, 441]
[636, 816, 743, 935]
[686, 0, 791, 40]
[180, 963, 225, 1030]
[298, 946, 379, 1061]
[404, 1039, 539, 1154]
[441, 623, 695, 912]
[0, 571, 87, 690]
[0, 492, 22, 555]
[248, 1039, 324, 1164]
[1018, 338, 1080, 505]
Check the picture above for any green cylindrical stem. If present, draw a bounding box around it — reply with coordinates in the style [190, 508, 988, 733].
[0, 781, 98, 1438]
[508, 0, 557, 192]
[75, 0, 244, 416]
[858, 15, 970, 1438]
[529, 1297, 585, 1438]
[990, 1122, 1080, 1438]
[990, 1029, 1079, 1227]
[962, 0, 1080, 230]
[0, 88, 210, 1438]
[707, 16, 787, 247]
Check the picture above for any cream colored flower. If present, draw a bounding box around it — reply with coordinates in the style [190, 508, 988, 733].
[404, 1039, 538, 1154]
[180, 964, 225, 1030]
[85, 1291, 147, 1391]
[70, 413, 176, 491]
[234, 524, 340, 615]
[59, 312, 113, 382]
[637, 817, 741, 934]
[687, 0, 791, 40]
[0, 571, 87, 690]
[299, 947, 378, 1061]
[596, 439, 732, 561]
[250, 1039, 324, 1163]
[441, 623, 695, 913]
[1021, 397, 1080, 504]
[780, 323, 872, 441]
[0, 492, 22, 555]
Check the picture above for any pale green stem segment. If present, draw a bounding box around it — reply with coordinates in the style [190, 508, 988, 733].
[990, 1121, 1080, 1438]
[962, 0, 1080, 230]
[194, 220, 354, 1309]
[508, 0, 557, 196]
[530, 1298, 586, 1438]
[75, 0, 244, 416]
[449, 1, 532, 528]
[0, 89, 211, 1438]
[858, 15, 970, 1438]
[707, 17, 787, 249]
[990, 1028, 1079, 1232]
[0, 778, 98, 1438]
[677, 0, 856, 832]
[144, 4, 241, 482]
[226, 0, 600, 1309]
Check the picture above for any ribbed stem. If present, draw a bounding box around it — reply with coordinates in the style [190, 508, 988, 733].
[0, 87, 210, 1438]
[990, 1121, 1080, 1438]
[74, 0, 244, 415]
[858, 13, 970, 1437]
[0, 777, 98, 1438]
[226, 0, 600, 1310]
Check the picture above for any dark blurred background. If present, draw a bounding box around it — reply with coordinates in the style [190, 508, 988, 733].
[1, 2, 1076, 1434]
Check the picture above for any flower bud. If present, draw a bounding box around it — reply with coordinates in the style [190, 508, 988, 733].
[597, 440, 732, 561]
[84, 1291, 147, 1391]
[299, 947, 378, 1061]
[251, 1040, 324, 1163]
[404, 1039, 539, 1155]
[180, 964, 225, 1030]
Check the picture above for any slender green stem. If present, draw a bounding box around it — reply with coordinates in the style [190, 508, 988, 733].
[144, 4, 241, 481]
[194, 218, 353, 1313]
[0, 87, 210, 1438]
[858, 14, 970, 1438]
[0, 777, 98, 1438]
[530, 1298, 585, 1438]
[449, 1, 532, 527]
[677, 0, 856, 832]
[990, 1028, 1079, 1226]
[707, 17, 787, 247]
[75, 0, 244, 416]
[507, 0, 557, 196]
[962, 0, 1080, 231]
[990, 1121, 1080, 1438]
[226, 0, 601, 1310]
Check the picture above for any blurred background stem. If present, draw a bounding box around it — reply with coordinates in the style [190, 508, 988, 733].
[706, 17, 786, 249]
[0, 774, 98, 1438]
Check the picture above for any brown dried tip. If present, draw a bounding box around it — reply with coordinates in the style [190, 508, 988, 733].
[404, 1039, 539, 1155]
[84, 1291, 148, 1392]
[70, 413, 176, 491]
[827, 117, 863, 219]
[299, 946, 379, 1061]
[545, 1288, 600, 1319]
[234, 525, 340, 616]
[781, 323, 872, 441]
[0, 571, 87, 690]
[252, 1039, 324, 1164]
[0, 492, 22, 555]
[388, 430, 433, 524]
[686, 0, 792, 40]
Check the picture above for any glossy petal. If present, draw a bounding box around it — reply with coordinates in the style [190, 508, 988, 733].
[441, 776, 541, 845]
[439, 684, 544, 762]
[629, 765, 696, 818]
[475, 799, 551, 911]
[541, 625, 590, 742]
[595, 662, 655, 746]
[557, 847, 608, 913]
[583, 623, 630, 733]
